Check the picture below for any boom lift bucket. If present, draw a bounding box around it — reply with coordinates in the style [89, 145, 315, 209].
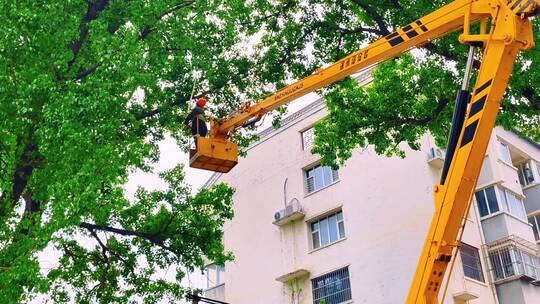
[189, 136, 238, 173]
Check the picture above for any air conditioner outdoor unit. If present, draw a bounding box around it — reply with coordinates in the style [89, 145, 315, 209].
[427, 147, 445, 169]
[273, 200, 305, 226]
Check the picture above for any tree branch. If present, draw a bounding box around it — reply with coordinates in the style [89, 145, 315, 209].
[79, 222, 180, 256]
[313, 21, 384, 36]
[350, 0, 390, 35]
[74, 1, 195, 81]
[138, 1, 195, 40]
[522, 87, 540, 111]
[395, 98, 449, 126]
[68, 0, 110, 70]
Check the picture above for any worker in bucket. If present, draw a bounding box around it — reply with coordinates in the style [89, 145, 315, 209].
[184, 98, 208, 137]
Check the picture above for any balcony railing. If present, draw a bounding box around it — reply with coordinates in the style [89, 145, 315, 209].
[484, 235, 540, 285]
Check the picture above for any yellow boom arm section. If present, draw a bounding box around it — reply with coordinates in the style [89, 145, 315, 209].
[190, 0, 539, 302]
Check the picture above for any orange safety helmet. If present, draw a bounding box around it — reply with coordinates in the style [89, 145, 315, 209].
[196, 98, 207, 107]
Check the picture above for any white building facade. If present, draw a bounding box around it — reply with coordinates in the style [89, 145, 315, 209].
[202, 97, 540, 304]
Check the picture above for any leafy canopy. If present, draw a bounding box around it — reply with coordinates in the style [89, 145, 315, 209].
[244, 0, 539, 167]
[1, 0, 539, 303]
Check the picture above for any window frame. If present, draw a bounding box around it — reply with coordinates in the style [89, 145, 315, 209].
[517, 160, 537, 187]
[475, 186, 500, 217]
[528, 214, 540, 241]
[498, 187, 527, 220]
[304, 164, 339, 194]
[309, 211, 346, 250]
[498, 141, 512, 164]
[475, 185, 526, 220]
[459, 243, 485, 282]
[302, 127, 315, 151]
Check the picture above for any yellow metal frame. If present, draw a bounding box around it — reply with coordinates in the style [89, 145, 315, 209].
[193, 0, 539, 302]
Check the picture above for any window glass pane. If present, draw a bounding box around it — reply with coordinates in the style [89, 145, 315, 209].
[332, 169, 339, 182]
[314, 167, 324, 190]
[337, 212, 343, 221]
[460, 243, 484, 282]
[506, 190, 525, 219]
[319, 218, 329, 246]
[499, 142, 512, 163]
[338, 221, 345, 239]
[328, 214, 338, 243]
[518, 165, 526, 186]
[311, 222, 319, 232]
[485, 187, 499, 213]
[533, 216, 540, 241]
[312, 231, 320, 249]
[497, 187, 509, 212]
[524, 162, 535, 184]
[475, 191, 489, 217]
[322, 167, 333, 187]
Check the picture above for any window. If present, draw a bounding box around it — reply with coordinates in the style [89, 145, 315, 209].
[498, 187, 526, 220]
[475, 185, 526, 220]
[499, 141, 512, 164]
[312, 267, 352, 304]
[489, 248, 515, 280]
[305, 165, 339, 193]
[302, 128, 315, 150]
[460, 243, 485, 282]
[205, 264, 225, 289]
[310, 211, 345, 249]
[489, 247, 540, 282]
[528, 214, 540, 241]
[517, 161, 536, 187]
[518, 251, 539, 278]
[475, 186, 499, 217]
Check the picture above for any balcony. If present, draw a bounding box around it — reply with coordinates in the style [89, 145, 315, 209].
[484, 235, 540, 286]
[204, 284, 226, 302]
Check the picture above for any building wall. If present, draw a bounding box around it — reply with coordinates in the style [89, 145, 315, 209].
[203, 100, 540, 304]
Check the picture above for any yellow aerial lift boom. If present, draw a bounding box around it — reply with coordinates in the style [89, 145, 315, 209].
[189, 0, 540, 303]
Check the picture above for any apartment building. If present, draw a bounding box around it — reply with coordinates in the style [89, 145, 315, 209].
[201, 96, 540, 304]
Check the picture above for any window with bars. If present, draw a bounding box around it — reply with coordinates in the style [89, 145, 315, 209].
[312, 267, 352, 304]
[460, 243, 485, 282]
[489, 248, 515, 281]
[488, 247, 540, 282]
[305, 165, 339, 194]
[528, 214, 540, 241]
[310, 211, 345, 249]
[302, 128, 315, 150]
